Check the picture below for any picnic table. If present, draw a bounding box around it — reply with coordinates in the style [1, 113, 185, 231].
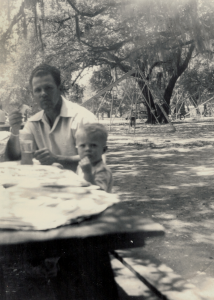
[0, 124, 24, 131]
[0, 161, 165, 300]
[0, 124, 10, 132]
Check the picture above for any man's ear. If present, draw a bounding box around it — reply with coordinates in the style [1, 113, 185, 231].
[103, 146, 108, 153]
[58, 84, 63, 94]
[30, 89, 34, 97]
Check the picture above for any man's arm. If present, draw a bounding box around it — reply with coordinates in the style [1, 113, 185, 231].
[55, 154, 80, 172]
[33, 148, 80, 172]
[6, 133, 21, 160]
[6, 110, 23, 160]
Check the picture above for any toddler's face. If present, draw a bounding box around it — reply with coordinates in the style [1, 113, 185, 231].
[76, 130, 105, 165]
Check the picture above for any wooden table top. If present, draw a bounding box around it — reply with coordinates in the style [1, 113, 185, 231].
[0, 162, 165, 253]
[0, 202, 164, 246]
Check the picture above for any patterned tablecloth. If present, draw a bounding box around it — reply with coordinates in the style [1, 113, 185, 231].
[0, 162, 118, 231]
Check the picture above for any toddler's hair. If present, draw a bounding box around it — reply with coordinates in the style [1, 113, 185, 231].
[76, 123, 108, 144]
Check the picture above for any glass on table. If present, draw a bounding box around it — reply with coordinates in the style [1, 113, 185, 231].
[19, 131, 34, 165]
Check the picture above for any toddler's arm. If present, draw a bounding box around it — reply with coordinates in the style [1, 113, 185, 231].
[93, 168, 113, 193]
[79, 157, 96, 185]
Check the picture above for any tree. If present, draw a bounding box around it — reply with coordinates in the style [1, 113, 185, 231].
[179, 55, 214, 109]
[58, 0, 211, 123]
[0, 0, 81, 111]
[1, 0, 214, 123]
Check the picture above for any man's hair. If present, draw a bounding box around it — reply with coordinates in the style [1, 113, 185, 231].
[29, 64, 61, 89]
[76, 123, 108, 144]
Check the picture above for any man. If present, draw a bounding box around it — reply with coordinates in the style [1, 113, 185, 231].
[7, 64, 97, 170]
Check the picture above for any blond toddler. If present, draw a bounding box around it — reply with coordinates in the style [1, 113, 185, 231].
[75, 123, 112, 193]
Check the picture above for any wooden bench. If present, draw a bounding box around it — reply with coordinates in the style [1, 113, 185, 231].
[111, 250, 206, 300]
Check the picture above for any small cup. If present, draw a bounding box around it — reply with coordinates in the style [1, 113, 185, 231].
[19, 132, 33, 165]
[20, 140, 33, 165]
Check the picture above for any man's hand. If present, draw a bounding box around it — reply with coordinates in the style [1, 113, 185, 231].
[9, 110, 22, 134]
[79, 156, 92, 174]
[34, 148, 57, 165]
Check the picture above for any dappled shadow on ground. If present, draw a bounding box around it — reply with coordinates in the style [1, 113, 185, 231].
[112, 250, 206, 300]
[112, 256, 160, 300]
[106, 132, 214, 290]
[108, 120, 214, 135]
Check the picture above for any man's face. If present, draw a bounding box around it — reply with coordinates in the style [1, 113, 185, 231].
[76, 131, 105, 165]
[32, 74, 61, 113]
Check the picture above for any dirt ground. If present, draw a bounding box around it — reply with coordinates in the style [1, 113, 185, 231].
[1, 118, 214, 299]
[108, 118, 214, 299]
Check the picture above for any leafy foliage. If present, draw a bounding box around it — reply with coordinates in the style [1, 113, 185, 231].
[1, 0, 214, 122]
[179, 56, 214, 103]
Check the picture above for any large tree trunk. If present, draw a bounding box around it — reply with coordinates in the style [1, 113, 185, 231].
[138, 80, 158, 124]
[162, 44, 195, 122]
[138, 44, 195, 124]
[155, 103, 169, 123]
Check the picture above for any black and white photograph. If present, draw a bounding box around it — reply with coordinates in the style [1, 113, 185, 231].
[0, 0, 214, 299]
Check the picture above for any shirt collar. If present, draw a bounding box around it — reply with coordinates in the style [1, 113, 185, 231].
[28, 96, 75, 121]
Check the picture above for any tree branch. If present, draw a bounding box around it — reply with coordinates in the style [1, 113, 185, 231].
[72, 69, 85, 86]
[178, 43, 195, 75]
[66, 0, 132, 18]
[176, 47, 182, 69]
[75, 14, 81, 41]
[81, 39, 131, 52]
[0, 1, 25, 45]
[163, 40, 194, 50]
[164, 43, 195, 104]
[105, 52, 131, 72]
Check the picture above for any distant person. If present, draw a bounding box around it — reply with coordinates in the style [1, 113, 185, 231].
[76, 123, 113, 193]
[203, 104, 207, 116]
[130, 114, 136, 127]
[0, 104, 6, 124]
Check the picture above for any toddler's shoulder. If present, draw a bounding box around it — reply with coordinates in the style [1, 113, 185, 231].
[94, 161, 112, 174]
